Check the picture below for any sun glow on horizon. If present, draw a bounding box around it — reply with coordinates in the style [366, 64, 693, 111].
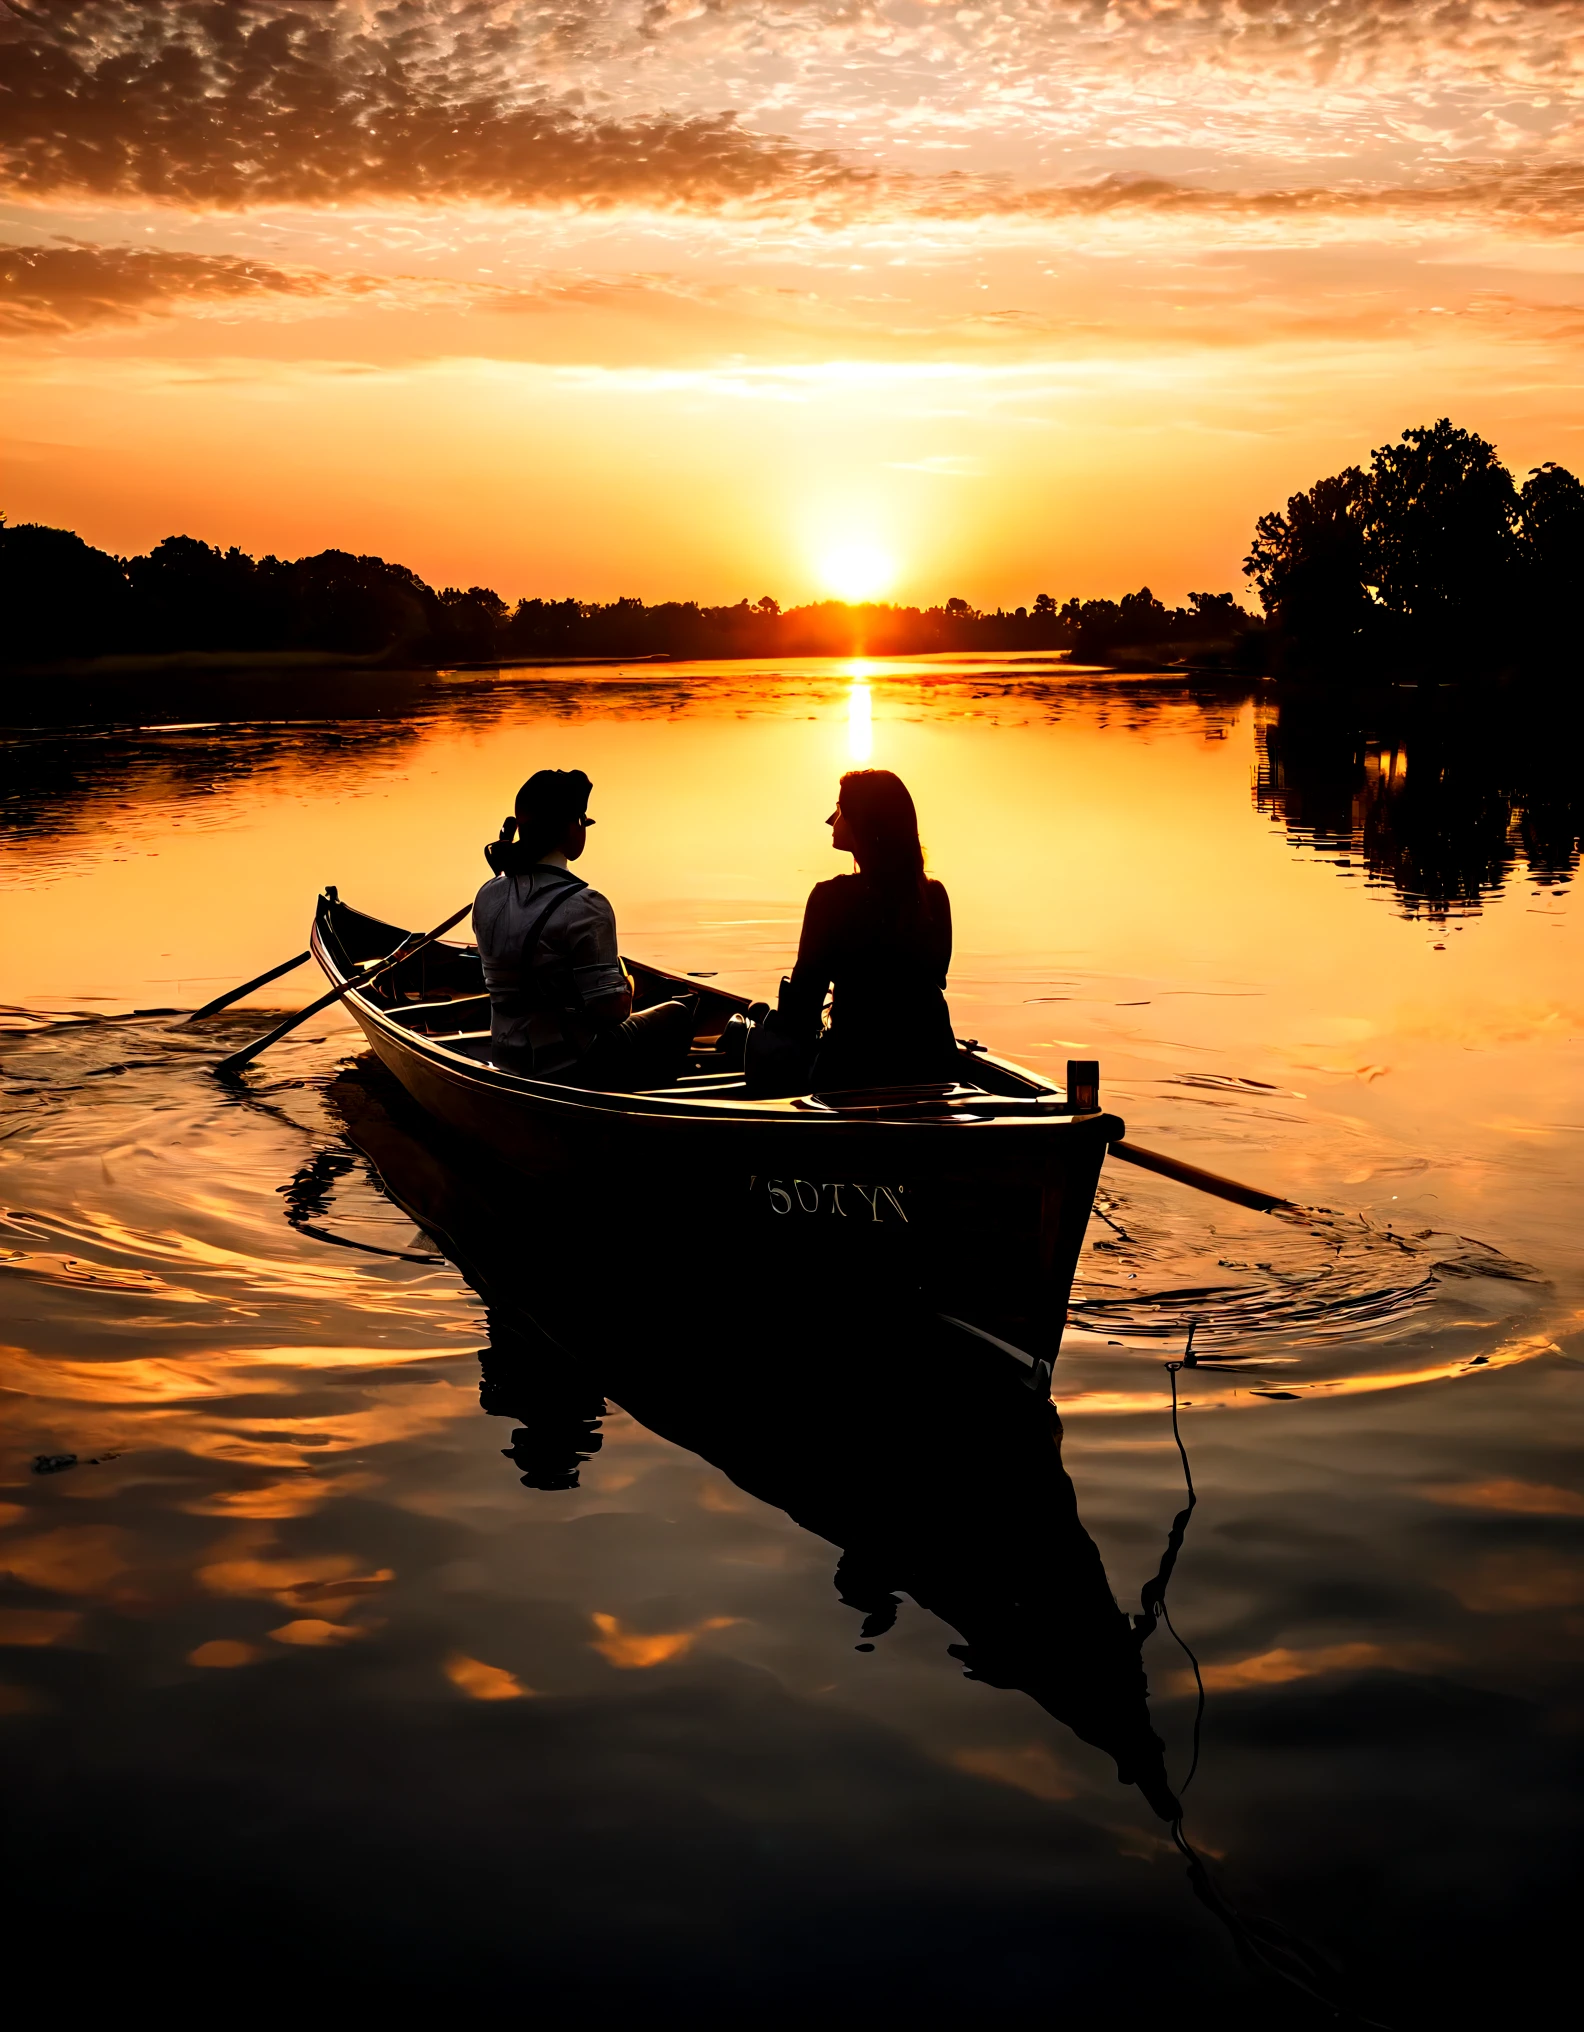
[818, 541, 897, 604]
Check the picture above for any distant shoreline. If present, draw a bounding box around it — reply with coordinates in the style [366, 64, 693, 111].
[5, 642, 1259, 685]
[0, 648, 1272, 734]
[5, 647, 679, 681]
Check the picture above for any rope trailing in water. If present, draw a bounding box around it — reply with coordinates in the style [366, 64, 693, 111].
[1136, 1320, 1391, 2028]
[1136, 1320, 1204, 1792]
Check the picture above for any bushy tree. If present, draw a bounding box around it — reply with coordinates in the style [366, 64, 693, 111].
[1047, 585, 1254, 662]
[1365, 420, 1520, 664]
[502, 596, 583, 656]
[1519, 462, 1584, 657]
[281, 551, 439, 655]
[0, 521, 129, 661]
[1245, 418, 1579, 676]
[126, 534, 264, 651]
[1244, 467, 1375, 662]
[436, 585, 508, 660]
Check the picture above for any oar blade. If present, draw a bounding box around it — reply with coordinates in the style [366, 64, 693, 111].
[211, 903, 471, 1080]
[184, 951, 312, 1023]
[212, 977, 351, 1080]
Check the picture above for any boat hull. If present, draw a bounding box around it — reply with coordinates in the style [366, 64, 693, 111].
[311, 890, 1122, 1359]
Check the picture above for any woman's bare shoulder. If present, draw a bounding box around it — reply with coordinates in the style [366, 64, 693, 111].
[806, 873, 860, 908]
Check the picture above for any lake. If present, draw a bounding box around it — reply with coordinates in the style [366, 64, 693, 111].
[1, 657, 1578, 2024]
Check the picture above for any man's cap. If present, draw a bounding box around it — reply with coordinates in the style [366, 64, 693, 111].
[514, 768, 593, 830]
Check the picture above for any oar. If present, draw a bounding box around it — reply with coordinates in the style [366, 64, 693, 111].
[183, 951, 312, 1022]
[212, 905, 472, 1081]
[1108, 1139, 1299, 1216]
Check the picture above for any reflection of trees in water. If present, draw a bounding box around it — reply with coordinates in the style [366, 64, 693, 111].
[1255, 691, 1582, 918]
[0, 712, 430, 848]
[0, 666, 658, 849]
[1021, 672, 1247, 745]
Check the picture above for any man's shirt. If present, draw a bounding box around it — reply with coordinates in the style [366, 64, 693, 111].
[472, 865, 626, 1074]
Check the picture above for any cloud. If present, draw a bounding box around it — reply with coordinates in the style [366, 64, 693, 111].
[0, 239, 716, 334]
[918, 162, 1584, 238]
[440, 1, 1584, 171]
[0, 2, 858, 213]
[5, 3, 1582, 237]
[0, 239, 356, 332]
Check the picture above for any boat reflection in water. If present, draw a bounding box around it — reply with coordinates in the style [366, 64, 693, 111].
[322, 1062, 1180, 1820]
[318, 1062, 1353, 2015]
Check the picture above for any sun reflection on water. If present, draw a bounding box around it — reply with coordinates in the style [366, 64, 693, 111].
[847, 676, 873, 762]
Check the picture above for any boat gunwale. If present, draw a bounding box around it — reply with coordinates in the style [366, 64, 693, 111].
[312, 892, 1119, 1141]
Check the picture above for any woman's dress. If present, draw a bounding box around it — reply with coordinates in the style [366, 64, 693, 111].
[786, 873, 958, 1091]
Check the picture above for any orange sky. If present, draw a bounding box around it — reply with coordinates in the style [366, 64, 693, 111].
[3, 2, 1584, 607]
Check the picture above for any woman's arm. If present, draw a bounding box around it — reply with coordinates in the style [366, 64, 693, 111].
[934, 881, 953, 977]
[783, 882, 835, 1031]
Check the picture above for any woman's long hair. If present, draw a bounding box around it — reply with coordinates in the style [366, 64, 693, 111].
[838, 769, 929, 924]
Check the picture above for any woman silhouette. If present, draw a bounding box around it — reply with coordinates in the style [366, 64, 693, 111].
[784, 768, 959, 1092]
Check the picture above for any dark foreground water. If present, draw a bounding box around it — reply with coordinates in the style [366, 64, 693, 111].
[1, 659, 1580, 2024]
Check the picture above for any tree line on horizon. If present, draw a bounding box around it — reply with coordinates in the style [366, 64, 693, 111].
[0, 518, 1256, 672]
[3, 417, 1576, 678]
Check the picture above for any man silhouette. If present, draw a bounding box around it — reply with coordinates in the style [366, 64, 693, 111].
[473, 768, 695, 1088]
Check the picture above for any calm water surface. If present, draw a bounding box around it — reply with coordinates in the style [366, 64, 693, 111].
[1, 659, 1579, 2023]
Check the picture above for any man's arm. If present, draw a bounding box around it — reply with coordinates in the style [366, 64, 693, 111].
[566, 892, 633, 1029]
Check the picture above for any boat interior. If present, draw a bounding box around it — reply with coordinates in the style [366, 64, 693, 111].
[318, 890, 1062, 1106]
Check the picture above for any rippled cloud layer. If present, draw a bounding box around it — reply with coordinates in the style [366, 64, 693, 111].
[6, 1, 1584, 219]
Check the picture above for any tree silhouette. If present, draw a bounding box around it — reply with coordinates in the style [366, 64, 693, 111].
[1246, 418, 1579, 677]
[0, 520, 130, 661]
[1365, 419, 1520, 667]
[1519, 461, 1584, 660]
[2, 521, 1257, 673]
[127, 534, 267, 651]
[1245, 467, 1374, 666]
[280, 549, 439, 656]
[436, 585, 508, 660]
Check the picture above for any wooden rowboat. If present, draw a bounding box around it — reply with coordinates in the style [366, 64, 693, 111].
[310, 887, 1126, 1363]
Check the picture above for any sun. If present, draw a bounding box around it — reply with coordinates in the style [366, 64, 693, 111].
[818, 541, 897, 603]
